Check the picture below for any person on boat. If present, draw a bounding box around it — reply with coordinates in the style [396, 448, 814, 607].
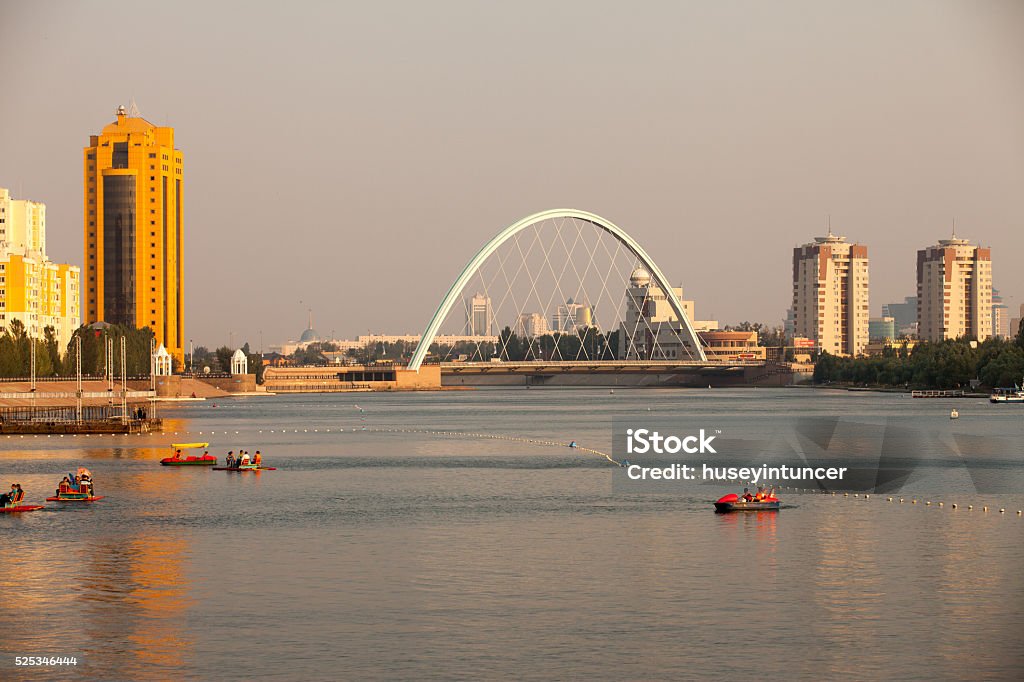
[754, 487, 766, 501]
[239, 451, 251, 467]
[253, 451, 262, 467]
[225, 451, 235, 467]
[173, 449, 183, 460]
[0, 484, 15, 506]
[742, 488, 754, 502]
[569, 441, 578, 448]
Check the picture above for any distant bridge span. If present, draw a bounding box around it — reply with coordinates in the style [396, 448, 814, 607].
[407, 209, 708, 371]
[439, 359, 792, 388]
[442, 360, 763, 374]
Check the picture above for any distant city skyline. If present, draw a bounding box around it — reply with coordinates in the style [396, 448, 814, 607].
[1, 1, 1022, 349]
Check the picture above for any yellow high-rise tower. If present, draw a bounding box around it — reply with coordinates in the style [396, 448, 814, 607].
[84, 104, 184, 364]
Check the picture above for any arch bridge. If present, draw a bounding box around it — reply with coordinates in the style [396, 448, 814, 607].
[408, 209, 713, 372]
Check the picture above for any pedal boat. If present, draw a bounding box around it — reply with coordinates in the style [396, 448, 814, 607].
[46, 484, 104, 502]
[212, 463, 276, 471]
[714, 493, 780, 512]
[160, 442, 217, 466]
[1, 492, 44, 513]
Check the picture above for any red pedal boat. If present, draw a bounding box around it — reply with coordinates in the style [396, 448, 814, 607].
[1, 504, 45, 513]
[160, 442, 217, 466]
[714, 493, 780, 512]
[1, 491, 43, 513]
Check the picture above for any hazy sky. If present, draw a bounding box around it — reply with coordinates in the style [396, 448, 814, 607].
[1, 1, 1022, 349]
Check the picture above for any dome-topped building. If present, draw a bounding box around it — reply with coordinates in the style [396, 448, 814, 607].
[299, 327, 320, 343]
[629, 267, 652, 287]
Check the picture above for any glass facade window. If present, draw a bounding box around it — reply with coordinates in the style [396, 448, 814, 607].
[102, 174, 136, 326]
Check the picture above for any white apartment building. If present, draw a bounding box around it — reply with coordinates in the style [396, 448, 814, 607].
[792, 232, 869, 356]
[916, 237, 992, 342]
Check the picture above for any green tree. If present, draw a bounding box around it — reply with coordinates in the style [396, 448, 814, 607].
[215, 346, 234, 373]
[43, 326, 61, 376]
[63, 324, 156, 377]
[0, 324, 23, 376]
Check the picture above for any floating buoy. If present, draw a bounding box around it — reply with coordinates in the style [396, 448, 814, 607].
[968, 505, 973, 510]
[950, 409, 959, 419]
[939, 502, 943, 507]
[952, 503, 957, 509]
[983, 506, 988, 512]
[864, 494, 869, 499]
[926, 501, 931, 506]
[887, 497, 893, 502]
[900, 498, 904, 503]
[999, 509, 1005, 514]
[912, 499, 917, 504]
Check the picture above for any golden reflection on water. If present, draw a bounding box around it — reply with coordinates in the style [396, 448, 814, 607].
[812, 511, 885, 675]
[0, 530, 193, 678]
[126, 534, 194, 669]
[72, 534, 194, 677]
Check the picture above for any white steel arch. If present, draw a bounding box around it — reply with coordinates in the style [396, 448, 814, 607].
[407, 209, 707, 371]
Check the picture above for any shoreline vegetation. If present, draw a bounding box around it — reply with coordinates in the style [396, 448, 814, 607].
[812, 331, 1024, 392]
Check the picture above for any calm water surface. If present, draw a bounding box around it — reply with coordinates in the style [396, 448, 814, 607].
[1, 388, 1022, 680]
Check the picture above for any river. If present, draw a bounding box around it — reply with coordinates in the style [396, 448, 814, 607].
[1, 388, 1022, 680]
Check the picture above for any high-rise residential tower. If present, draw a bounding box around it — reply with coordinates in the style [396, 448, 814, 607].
[792, 232, 869, 356]
[0, 187, 80, 349]
[916, 237, 992, 342]
[84, 105, 184, 364]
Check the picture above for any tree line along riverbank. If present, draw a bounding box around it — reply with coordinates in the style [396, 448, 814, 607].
[813, 333, 1024, 390]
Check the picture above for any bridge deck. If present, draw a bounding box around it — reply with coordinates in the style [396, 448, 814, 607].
[440, 360, 765, 374]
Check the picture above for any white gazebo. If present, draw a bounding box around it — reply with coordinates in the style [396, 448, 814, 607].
[231, 348, 248, 375]
[154, 344, 172, 376]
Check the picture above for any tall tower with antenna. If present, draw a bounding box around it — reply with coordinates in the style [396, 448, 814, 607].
[84, 103, 185, 365]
